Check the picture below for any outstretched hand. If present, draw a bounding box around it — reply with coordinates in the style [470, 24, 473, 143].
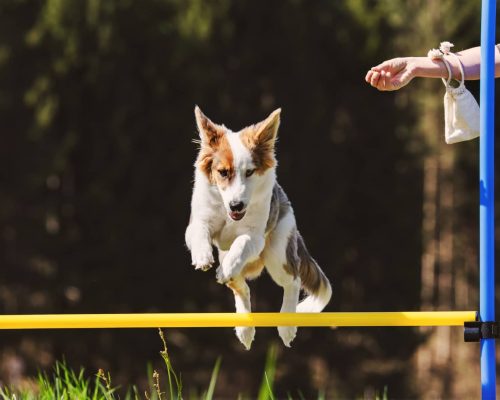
[365, 58, 416, 91]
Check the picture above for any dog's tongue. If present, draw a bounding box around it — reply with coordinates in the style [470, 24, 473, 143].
[230, 211, 244, 221]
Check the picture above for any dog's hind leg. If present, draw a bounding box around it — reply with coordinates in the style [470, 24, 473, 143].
[265, 263, 301, 347]
[262, 213, 301, 347]
[276, 279, 301, 347]
[226, 276, 255, 350]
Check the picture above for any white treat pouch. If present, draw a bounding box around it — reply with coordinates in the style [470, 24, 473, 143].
[428, 42, 480, 144]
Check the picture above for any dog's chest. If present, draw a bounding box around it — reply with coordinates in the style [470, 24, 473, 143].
[213, 221, 248, 251]
[212, 207, 268, 251]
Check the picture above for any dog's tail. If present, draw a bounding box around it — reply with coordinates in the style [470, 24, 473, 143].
[296, 233, 332, 313]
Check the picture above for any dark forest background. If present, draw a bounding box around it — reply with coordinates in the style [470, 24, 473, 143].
[0, 0, 498, 398]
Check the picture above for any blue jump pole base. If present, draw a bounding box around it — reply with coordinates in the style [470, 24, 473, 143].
[482, 339, 497, 399]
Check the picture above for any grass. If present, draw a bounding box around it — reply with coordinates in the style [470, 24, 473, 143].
[257, 344, 277, 400]
[0, 360, 123, 400]
[0, 329, 387, 399]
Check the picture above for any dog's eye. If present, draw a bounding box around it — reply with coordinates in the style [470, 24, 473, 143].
[245, 169, 255, 178]
[218, 169, 228, 178]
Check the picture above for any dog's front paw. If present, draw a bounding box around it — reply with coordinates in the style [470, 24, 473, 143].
[191, 245, 214, 271]
[216, 257, 239, 284]
[216, 265, 233, 284]
[235, 326, 255, 350]
[278, 326, 297, 347]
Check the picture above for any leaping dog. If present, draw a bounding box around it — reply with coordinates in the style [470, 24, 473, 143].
[185, 106, 332, 349]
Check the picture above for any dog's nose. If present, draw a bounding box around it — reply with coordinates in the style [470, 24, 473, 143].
[229, 201, 245, 212]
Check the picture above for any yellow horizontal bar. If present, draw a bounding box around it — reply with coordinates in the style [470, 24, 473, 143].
[0, 311, 476, 329]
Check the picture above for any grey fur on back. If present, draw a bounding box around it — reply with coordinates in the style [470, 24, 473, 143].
[266, 183, 329, 295]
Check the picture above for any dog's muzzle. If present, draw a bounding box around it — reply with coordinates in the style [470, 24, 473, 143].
[229, 210, 246, 221]
[229, 201, 246, 221]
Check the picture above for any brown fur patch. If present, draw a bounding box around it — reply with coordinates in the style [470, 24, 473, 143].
[242, 258, 265, 280]
[240, 128, 276, 174]
[241, 234, 274, 280]
[195, 106, 223, 147]
[210, 135, 235, 188]
[196, 146, 217, 183]
[194, 107, 235, 184]
[284, 229, 300, 278]
[197, 139, 236, 185]
[240, 109, 281, 175]
[296, 232, 327, 294]
[226, 279, 249, 298]
[281, 228, 327, 294]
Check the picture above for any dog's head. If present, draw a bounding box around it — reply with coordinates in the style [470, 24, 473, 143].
[194, 106, 280, 221]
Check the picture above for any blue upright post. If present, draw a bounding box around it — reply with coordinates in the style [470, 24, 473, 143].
[480, 1, 497, 399]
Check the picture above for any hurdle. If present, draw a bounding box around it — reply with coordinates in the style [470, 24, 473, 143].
[0, 311, 478, 329]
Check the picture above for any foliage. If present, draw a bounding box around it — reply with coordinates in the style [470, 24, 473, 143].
[0, 361, 120, 400]
[0, 335, 334, 400]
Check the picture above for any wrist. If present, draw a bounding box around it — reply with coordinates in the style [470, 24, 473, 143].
[412, 57, 449, 79]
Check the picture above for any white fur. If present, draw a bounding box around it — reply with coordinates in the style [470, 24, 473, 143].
[186, 113, 330, 349]
[219, 132, 257, 212]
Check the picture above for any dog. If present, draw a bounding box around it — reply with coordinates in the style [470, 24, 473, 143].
[185, 106, 332, 349]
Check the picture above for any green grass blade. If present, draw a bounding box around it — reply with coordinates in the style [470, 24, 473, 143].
[257, 344, 278, 400]
[146, 363, 156, 400]
[158, 328, 183, 399]
[204, 357, 221, 400]
[376, 386, 388, 400]
[158, 329, 174, 400]
[264, 372, 276, 400]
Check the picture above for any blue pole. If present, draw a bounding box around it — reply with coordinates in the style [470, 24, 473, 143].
[480, 0, 496, 399]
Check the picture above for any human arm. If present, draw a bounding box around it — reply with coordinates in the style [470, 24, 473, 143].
[365, 45, 500, 91]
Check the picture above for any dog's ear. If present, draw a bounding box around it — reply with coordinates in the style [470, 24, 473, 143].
[252, 108, 281, 148]
[241, 108, 281, 173]
[195, 106, 223, 147]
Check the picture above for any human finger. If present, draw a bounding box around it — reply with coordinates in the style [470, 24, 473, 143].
[371, 59, 395, 72]
[370, 71, 380, 87]
[365, 70, 371, 83]
[383, 71, 397, 90]
[365, 70, 373, 83]
[374, 71, 401, 92]
[365, 69, 378, 83]
[379, 70, 388, 90]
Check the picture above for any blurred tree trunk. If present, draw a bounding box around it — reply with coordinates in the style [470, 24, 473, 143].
[416, 102, 457, 397]
[389, 1, 480, 397]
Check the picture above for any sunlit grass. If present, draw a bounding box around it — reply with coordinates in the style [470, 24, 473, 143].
[0, 330, 383, 399]
[0, 360, 122, 400]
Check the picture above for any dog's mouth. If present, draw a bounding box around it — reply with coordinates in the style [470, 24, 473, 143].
[229, 211, 246, 221]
